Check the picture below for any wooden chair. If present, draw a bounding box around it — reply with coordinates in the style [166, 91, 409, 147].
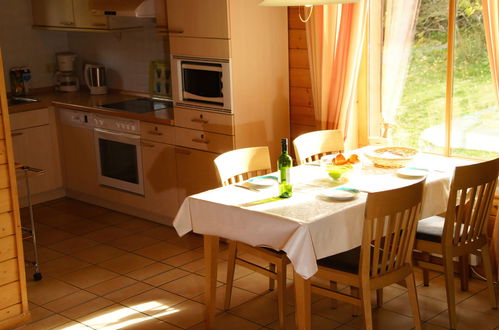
[214, 146, 290, 329]
[293, 129, 344, 165]
[414, 158, 499, 329]
[308, 180, 425, 330]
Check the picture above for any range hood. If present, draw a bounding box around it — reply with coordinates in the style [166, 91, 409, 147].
[89, 0, 155, 17]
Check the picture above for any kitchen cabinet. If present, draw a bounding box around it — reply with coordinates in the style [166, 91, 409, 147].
[174, 147, 219, 203]
[32, 0, 142, 32]
[10, 108, 64, 206]
[166, 0, 229, 39]
[0, 50, 29, 329]
[141, 138, 178, 219]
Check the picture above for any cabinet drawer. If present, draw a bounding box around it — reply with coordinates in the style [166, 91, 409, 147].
[174, 108, 234, 135]
[175, 127, 233, 154]
[140, 122, 175, 144]
[0, 213, 14, 239]
[0, 235, 16, 262]
[0, 259, 18, 287]
[10, 108, 49, 130]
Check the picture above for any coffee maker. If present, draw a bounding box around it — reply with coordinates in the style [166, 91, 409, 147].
[55, 53, 79, 92]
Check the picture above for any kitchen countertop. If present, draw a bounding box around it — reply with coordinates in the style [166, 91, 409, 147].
[8, 89, 175, 126]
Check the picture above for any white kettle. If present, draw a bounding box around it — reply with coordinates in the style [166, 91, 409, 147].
[84, 64, 107, 95]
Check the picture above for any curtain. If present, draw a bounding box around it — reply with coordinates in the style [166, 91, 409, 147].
[483, 0, 499, 106]
[381, 0, 420, 127]
[305, 1, 367, 137]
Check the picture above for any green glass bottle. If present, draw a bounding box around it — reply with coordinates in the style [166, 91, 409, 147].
[278, 138, 293, 198]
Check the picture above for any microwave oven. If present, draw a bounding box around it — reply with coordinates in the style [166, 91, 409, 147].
[171, 55, 232, 113]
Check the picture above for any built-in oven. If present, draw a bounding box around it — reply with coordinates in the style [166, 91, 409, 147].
[171, 55, 232, 113]
[93, 114, 144, 195]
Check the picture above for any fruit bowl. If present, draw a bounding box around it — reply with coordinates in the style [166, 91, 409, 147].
[365, 146, 417, 168]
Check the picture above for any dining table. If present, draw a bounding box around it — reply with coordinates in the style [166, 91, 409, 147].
[172, 147, 470, 329]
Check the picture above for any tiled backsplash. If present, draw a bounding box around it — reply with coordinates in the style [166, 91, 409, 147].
[0, 1, 166, 94]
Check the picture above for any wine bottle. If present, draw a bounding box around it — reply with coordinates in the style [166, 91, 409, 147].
[278, 138, 293, 198]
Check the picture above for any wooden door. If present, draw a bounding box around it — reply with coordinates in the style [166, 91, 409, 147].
[73, 0, 108, 29]
[166, 0, 229, 39]
[175, 147, 219, 204]
[31, 0, 75, 27]
[141, 140, 179, 219]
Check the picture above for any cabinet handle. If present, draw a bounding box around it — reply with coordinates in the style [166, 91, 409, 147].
[192, 138, 210, 144]
[175, 148, 191, 155]
[148, 130, 163, 136]
[141, 142, 155, 148]
[60, 21, 74, 25]
[11, 132, 23, 137]
[191, 118, 209, 124]
[92, 23, 107, 27]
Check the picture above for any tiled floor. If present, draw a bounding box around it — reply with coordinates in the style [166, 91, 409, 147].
[15, 198, 499, 329]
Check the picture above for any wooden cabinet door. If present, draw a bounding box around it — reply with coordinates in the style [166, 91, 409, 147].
[31, 0, 75, 27]
[11, 125, 62, 199]
[155, 0, 168, 33]
[73, 0, 108, 29]
[141, 141, 179, 219]
[60, 124, 98, 196]
[175, 147, 219, 204]
[166, 0, 229, 39]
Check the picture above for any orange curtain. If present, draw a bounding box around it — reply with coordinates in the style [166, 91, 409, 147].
[305, 1, 368, 137]
[483, 0, 499, 105]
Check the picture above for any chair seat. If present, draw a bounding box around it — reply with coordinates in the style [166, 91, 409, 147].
[317, 247, 361, 274]
[416, 216, 445, 243]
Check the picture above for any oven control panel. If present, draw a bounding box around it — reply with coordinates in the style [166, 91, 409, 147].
[93, 114, 140, 134]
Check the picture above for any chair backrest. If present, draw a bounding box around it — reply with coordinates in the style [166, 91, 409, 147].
[214, 146, 272, 186]
[443, 157, 499, 247]
[360, 179, 425, 278]
[293, 130, 344, 165]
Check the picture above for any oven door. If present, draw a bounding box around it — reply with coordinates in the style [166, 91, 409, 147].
[94, 128, 144, 195]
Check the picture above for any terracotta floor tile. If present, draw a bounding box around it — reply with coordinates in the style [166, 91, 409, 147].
[190, 312, 261, 330]
[143, 268, 191, 287]
[57, 265, 119, 289]
[121, 288, 187, 316]
[103, 282, 154, 302]
[49, 198, 110, 219]
[154, 300, 207, 328]
[230, 295, 293, 326]
[426, 305, 499, 329]
[72, 244, 126, 264]
[125, 262, 173, 281]
[18, 314, 72, 329]
[457, 287, 499, 314]
[92, 211, 137, 226]
[47, 236, 99, 255]
[114, 316, 182, 329]
[141, 226, 184, 242]
[106, 234, 161, 252]
[35, 227, 75, 246]
[267, 312, 342, 330]
[59, 297, 114, 320]
[345, 308, 417, 330]
[167, 233, 204, 250]
[383, 291, 448, 321]
[86, 276, 138, 296]
[163, 250, 204, 267]
[193, 285, 259, 310]
[43, 290, 98, 313]
[51, 321, 93, 329]
[57, 218, 109, 236]
[190, 260, 253, 283]
[22, 243, 64, 263]
[97, 253, 154, 274]
[233, 272, 274, 295]
[32, 208, 80, 228]
[42, 255, 90, 277]
[134, 242, 188, 261]
[416, 275, 487, 303]
[113, 217, 161, 232]
[160, 273, 222, 299]
[25, 306, 54, 324]
[82, 226, 131, 243]
[27, 277, 80, 305]
[76, 304, 149, 328]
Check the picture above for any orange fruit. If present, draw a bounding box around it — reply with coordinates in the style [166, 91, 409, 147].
[348, 154, 359, 164]
[333, 153, 348, 165]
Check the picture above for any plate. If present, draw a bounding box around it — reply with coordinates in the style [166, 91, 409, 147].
[319, 187, 359, 201]
[397, 167, 428, 178]
[247, 176, 278, 187]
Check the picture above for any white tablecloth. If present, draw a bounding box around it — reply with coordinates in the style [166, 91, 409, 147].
[173, 151, 469, 279]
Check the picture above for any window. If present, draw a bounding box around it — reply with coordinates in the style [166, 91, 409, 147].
[369, 0, 499, 159]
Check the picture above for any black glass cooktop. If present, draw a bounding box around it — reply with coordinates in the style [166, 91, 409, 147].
[101, 98, 173, 114]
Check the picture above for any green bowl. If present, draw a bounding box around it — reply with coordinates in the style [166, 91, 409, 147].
[325, 165, 352, 181]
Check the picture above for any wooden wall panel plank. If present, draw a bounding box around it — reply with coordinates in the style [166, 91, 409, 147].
[0, 236, 16, 262]
[0, 281, 21, 310]
[0, 212, 14, 239]
[290, 106, 315, 126]
[288, 8, 306, 30]
[0, 142, 6, 165]
[289, 29, 307, 49]
[0, 259, 19, 286]
[290, 49, 309, 68]
[0, 188, 12, 214]
[0, 165, 10, 190]
[291, 123, 316, 142]
[290, 87, 313, 107]
[0, 304, 22, 324]
[290, 68, 311, 87]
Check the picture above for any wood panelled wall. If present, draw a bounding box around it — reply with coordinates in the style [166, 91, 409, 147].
[288, 7, 315, 142]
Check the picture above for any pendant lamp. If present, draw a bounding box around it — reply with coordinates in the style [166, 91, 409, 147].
[259, 0, 359, 22]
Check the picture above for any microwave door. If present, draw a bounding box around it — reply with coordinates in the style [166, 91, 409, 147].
[181, 63, 224, 104]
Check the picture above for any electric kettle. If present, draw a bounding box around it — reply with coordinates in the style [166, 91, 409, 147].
[84, 64, 107, 95]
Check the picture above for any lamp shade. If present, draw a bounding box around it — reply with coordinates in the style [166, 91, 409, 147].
[259, 0, 359, 5]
